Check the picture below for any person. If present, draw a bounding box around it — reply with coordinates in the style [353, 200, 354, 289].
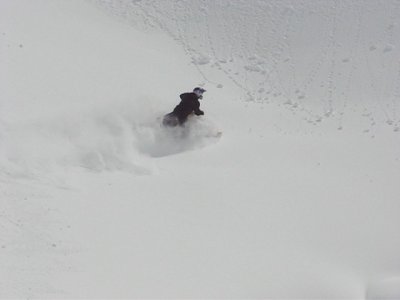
[163, 87, 206, 127]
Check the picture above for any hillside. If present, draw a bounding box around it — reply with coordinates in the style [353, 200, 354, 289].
[1, 0, 400, 298]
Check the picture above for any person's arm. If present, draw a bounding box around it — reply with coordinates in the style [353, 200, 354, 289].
[193, 100, 204, 115]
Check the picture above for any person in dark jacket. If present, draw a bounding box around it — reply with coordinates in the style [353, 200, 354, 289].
[163, 87, 206, 127]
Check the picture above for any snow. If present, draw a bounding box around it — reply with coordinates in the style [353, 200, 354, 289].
[1, 0, 400, 298]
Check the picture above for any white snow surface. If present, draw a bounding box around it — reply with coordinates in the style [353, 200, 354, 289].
[1, 0, 400, 298]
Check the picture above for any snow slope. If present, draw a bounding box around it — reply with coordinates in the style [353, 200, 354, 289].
[94, 0, 400, 133]
[1, 0, 400, 298]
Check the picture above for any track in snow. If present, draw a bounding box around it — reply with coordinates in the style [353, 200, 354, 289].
[92, 0, 400, 133]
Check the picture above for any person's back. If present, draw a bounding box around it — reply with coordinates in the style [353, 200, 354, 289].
[173, 92, 203, 121]
[163, 87, 206, 127]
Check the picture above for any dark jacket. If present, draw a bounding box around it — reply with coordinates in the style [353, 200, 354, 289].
[172, 92, 204, 123]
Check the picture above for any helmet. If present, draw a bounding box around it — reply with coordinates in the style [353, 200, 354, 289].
[193, 87, 206, 97]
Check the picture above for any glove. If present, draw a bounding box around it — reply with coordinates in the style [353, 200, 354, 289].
[194, 110, 204, 116]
